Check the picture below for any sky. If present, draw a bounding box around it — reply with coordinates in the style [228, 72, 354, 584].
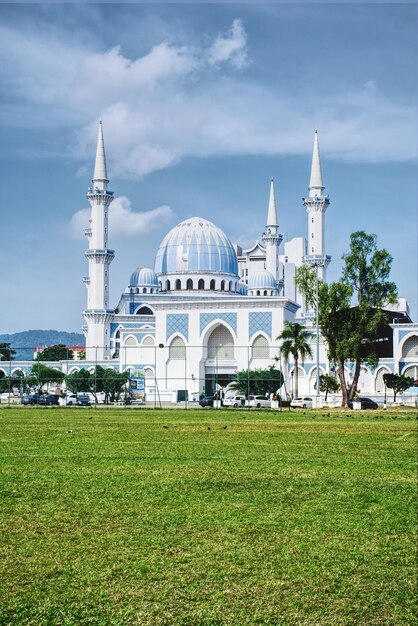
[0, 2, 416, 334]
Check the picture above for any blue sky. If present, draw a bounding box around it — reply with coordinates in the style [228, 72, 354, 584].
[0, 2, 416, 333]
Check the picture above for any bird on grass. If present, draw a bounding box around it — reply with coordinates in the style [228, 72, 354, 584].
[163, 425, 169, 429]
[173, 424, 177, 428]
[88, 416, 93, 420]
[65, 430, 74, 434]
[223, 425, 228, 430]
[207, 427, 211, 431]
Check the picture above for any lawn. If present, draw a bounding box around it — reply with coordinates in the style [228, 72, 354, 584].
[0, 407, 416, 625]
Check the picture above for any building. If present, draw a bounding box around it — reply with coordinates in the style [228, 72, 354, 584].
[2, 124, 417, 404]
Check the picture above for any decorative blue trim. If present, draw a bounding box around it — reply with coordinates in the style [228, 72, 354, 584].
[249, 312, 272, 340]
[398, 330, 413, 342]
[200, 312, 237, 335]
[166, 313, 189, 341]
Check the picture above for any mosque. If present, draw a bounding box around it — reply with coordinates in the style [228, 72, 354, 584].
[79, 123, 417, 402]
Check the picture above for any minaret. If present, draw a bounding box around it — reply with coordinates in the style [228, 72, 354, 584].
[83, 122, 115, 360]
[262, 178, 283, 282]
[303, 130, 330, 281]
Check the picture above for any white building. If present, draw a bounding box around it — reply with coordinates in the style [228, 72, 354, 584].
[3, 124, 416, 404]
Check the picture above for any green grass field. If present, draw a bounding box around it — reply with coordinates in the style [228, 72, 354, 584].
[0, 407, 416, 625]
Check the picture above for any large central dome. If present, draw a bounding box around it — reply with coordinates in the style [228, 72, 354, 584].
[155, 217, 238, 276]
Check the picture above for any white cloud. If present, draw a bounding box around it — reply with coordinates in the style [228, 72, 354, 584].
[207, 19, 248, 68]
[0, 18, 416, 173]
[69, 196, 175, 239]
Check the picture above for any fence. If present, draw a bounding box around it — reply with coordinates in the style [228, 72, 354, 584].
[0, 345, 417, 408]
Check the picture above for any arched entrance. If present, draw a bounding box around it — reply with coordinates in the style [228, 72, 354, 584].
[204, 324, 236, 394]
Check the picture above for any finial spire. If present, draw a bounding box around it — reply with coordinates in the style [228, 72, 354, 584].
[93, 121, 109, 184]
[308, 129, 324, 197]
[266, 177, 278, 227]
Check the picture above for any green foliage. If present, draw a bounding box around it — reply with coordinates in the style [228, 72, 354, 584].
[0, 370, 25, 393]
[276, 321, 312, 397]
[383, 373, 414, 401]
[0, 342, 16, 362]
[0, 408, 416, 625]
[296, 231, 398, 406]
[317, 374, 340, 400]
[27, 363, 65, 389]
[36, 344, 74, 361]
[64, 366, 129, 403]
[230, 367, 284, 397]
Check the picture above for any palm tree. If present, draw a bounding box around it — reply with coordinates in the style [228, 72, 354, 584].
[276, 322, 312, 398]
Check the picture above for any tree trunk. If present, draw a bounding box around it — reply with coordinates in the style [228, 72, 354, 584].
[337, 359, 348, 407]
[294, 357, 299, 398]
[393, 389, 397, 402]
[348, 358, 362, 402]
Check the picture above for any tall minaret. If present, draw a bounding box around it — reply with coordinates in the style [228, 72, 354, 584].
[262, 178, 283, 282]
[83, 122, 115, 360]
[303, 130, 330, 281]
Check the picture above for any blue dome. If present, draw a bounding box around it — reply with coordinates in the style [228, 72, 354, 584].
[130, 267, 159, 287]
[155, 217, 238, 276]
[238, 282, 248, 295]
[248, 270, 277, 290]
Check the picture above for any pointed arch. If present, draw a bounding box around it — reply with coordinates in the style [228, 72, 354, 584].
[175, 279, 181, 290]
[251, 335, 269, 359]
[169, 336, 186, 360]
[401, 335, 418, 358]
[210, 279, 215, 290]
[135, 306, 154, 315]
[186, 278, 193, 290]
[198, 278, 205, 290]
[124, 335, 137, 347]
[207, 324, 235, 359]
[166, 279, 171, 291]
[375, 366, 390, 393]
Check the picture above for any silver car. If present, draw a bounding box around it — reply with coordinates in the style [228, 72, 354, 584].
[290, 397, 313, 409]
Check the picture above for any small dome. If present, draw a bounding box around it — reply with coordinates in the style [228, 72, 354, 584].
[248, 270, 277, 291]
[130, 267, 159, 287]
[155, 217, 238, 277]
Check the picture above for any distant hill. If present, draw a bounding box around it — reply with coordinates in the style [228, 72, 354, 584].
[0, 330, 84, 361]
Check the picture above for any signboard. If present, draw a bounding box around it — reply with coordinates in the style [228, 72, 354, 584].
[130, 376, 145, 402]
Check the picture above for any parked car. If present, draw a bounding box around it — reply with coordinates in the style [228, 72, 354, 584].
[38, 394, 60, 406]
[290, 397, 313, 409]
[246, 395, 271, 408]
[65, 394, 78, 406]
[223, 395, 246, 408]
[348, 397, 378, 410]
[76, 394, 91, 406]
[21, 393, 44, 405]
[199, 395, 215, 408]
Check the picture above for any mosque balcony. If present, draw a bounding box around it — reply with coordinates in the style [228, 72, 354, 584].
[87, 188, 114, 198]
[85, 249, 115, 262]
[83, 276, 90, 285]
[303, 254, 331, 267]
[302, 195, 330, 204]
[84, 228, 92, 237]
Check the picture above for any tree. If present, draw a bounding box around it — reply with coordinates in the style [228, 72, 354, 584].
[36, 344, 74, 361]
[101, 368, 129, 403]
[65, 369, 92, 394]
[276, 322, 312, 398]
[230, 367, 284, 397]
[296, 231, 397, 407]
[317, 374, 340, 401]
[0, 343, 16, 361]
[383, 373, 414, 402]
[27, 363, 64, 390]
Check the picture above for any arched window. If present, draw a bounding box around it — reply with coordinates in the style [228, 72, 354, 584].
[175, 279, 181, 290]
[220, 280, 225, 291]
[186, 278, 193, 290]
[142, 287, 147, 294]
[207, 325, 235, 359]
[402, 335, 418, 358]
[252, 335, 269, 359]
[124, 336, 137, 347]
[210, 279, 215, 290]
[256, 290, 260, 296]
[229, 281, 233, 291]
[198, 278, 205, 290]
[169, 336, 186, 360]
[144, 367, 154, 380]
[142, 336, 154, 347]
[136, 306, 153, 315]
[166, 280, 171, 291]
[375, 367, 390, 393]
[403, 365, 418, 380]
[263, 290, 267, 296]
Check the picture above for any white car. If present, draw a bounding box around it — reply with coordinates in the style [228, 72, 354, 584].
[290, 397, 313, 409]
[223, 395, 246, 408]
[246, 395, 271, 408]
